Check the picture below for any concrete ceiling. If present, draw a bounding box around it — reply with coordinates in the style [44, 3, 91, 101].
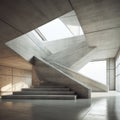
[0, 0, 72, 69]
[70, 0, 120, 59]
[0, 0, 120, 69]
[70, 0, 120, 33]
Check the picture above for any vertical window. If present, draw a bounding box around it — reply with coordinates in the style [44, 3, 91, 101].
[79, 61, 107, 84]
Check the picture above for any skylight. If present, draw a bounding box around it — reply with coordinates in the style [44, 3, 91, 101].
[31, 30, 43, 41]
[38, 18, 73, 41]
[59, 11, 84, 36]
[35, 11, 84, 42]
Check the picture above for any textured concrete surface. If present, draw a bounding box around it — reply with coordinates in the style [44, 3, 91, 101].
[0, 0, 119, 103]
[0, 0, 119, 70]
[0, 0, 72, 40]
[2, 84, 77, 100]
[32, 57, 91, 98]
[107, 58, 115, 90]
[46, 41, 95, 70]
[0, 92, 120, 120]
[44, 35, 85, 54]
[70, 0, 120, 60]
[6, 33, 51, 61]
[52, 62, 108, 92]
[116, 48, 120, 92]
[0, 0, 72, 70]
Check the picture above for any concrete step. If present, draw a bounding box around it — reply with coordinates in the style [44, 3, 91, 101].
[34, 85, 66, 88]
[39, 82, 62, 86]
[13, 91, 75, 95]
[22, 88, 70, 91]
[2, 95, 76, 100]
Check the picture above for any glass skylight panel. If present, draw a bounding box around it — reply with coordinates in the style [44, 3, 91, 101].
[67, 24, 84, 36]
[60, 11, 84, 36]
[36, 10, 84, 41]
[38, 18, 73, 41]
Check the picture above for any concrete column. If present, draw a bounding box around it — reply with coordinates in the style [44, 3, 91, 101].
[32, 66, 46, 87]
[116, 48, 120, 92]
[107, 58, 115, 90]
[32, 66, 41, 87]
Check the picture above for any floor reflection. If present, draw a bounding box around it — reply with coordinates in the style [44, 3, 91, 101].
[83, 91, 120, 120]
[0, 91, 120, 120]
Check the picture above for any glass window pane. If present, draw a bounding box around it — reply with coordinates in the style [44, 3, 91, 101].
[60, 12, 84, 36]
[79, 61, 107, 85]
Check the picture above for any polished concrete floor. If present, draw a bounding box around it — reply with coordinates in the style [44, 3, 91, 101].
[0, 91, 120, 120]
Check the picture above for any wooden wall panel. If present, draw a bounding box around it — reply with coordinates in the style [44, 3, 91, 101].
[0, 75, 12, 90]
[13, 68, 31, 77]
[0, 75, 12, 95]
[13, 77, 23, 91]
[0, 66, 12, 75]
[13, 77, 30, 91]
[0, 65, 32, 96]
[25, 77, 32, 88]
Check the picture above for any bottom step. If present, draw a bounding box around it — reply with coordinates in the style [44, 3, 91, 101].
[2, 95, 76, 100]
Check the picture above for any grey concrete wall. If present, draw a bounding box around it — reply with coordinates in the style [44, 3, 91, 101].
[6, 32, 51, 61]
[107, 58, 115, 90]
[116, 48, 120, 92]
[32, 57, 91, 98]
[44, 35, 85, 54]
[46, 41, 96, 71]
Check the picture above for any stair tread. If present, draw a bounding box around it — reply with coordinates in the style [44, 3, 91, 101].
[4, 95, 75, 97]
[13, 91, 75, 95]
[33, 87, 66, 89]
[34, 86, 65, 88]
[22, 88, 70, 91]
[14, 91, 74, 93]
[2, 84, 77, 100]
[2, 95, 76, 100]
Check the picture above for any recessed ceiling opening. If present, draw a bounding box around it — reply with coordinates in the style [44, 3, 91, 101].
[33, 10, 84, 42]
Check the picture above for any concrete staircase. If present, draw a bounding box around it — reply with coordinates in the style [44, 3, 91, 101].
[51, 62, 108, 92]
[2, 84, 77, 100]
[31, 57, 91, 98]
